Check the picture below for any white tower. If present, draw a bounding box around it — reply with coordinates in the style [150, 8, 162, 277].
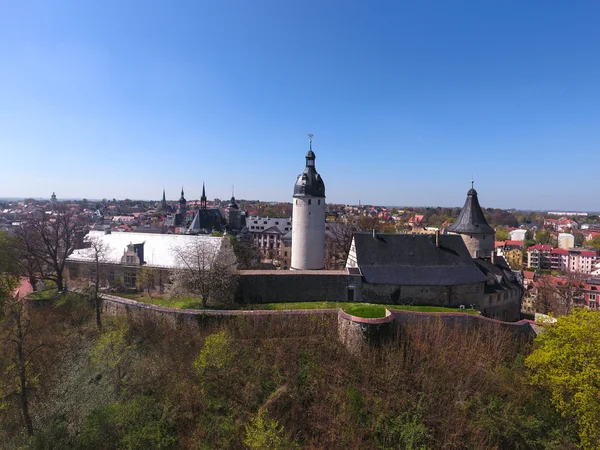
[291, 135, 326, 270]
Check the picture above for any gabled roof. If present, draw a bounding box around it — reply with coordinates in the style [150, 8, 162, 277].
[447, 188, 495, 235]
[352, 233, 487, 286]
[473, 256, 521, 294]
[189, 208, 224, 233]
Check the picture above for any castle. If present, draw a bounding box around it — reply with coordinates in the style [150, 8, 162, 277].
[257, 135, 522, 321]
[66, 135, 522, 321]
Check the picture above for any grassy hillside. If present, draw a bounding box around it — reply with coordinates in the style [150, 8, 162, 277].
[0, 293, 579, 449]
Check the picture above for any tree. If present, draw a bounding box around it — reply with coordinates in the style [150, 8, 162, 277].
[533, 273, 586, 316]
[495, 227, 509, 242]
[552, 272, 587, 316]
[325, 222, 360, 270]
[589, 235, 600, 250]
[170, 237, 237, 307]
[0, 232, 20, 303]
[0, 296, 44, 436]
[535, 230, 552, 245]
[88, 236, 109, 330]
[244, 409, 294, 450]
[136, 266, 157, 298]
[90, 318, 135, 393]
[16, 208, 82, 292]
[230, 235, 260, 270]
[526, 309, 600, 449]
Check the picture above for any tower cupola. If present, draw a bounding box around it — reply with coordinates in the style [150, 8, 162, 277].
[293, 137, 325, 198]
[448, 182, 495, 259]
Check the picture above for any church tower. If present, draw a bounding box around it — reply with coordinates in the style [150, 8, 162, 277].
[178, 187, 187, 221]
[447, 183, 495, 259]
[161, 189, 167, 211]
[291, 134, 326, 270]
[200, 182, 207, 209]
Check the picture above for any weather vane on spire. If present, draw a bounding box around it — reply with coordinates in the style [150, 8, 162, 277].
[471, 175, 474, 189]
[308, 133, 313, 151]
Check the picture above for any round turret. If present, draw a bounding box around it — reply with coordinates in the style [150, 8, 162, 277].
[291, 136, 326, 270]
[448, 185, 495, 258]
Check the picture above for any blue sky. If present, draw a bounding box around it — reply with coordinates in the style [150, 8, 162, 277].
[0, 1, 598, 210]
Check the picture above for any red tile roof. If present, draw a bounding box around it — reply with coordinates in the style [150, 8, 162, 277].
[528, 244, 553, 252]
[505, 240, 525, 246]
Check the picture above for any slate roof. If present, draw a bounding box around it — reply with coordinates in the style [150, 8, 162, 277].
[473, 256, 522, 295]
[293, 149, 325, 198]
[189, 208, 224, 233]
[352, 233, 487, 286]
[448, 188, 495, 235]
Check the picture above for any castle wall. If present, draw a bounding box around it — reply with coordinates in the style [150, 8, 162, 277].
[359, 282, 485, 308]
[458, 233, 495, 259]
[482, 288, 522, 322]
[291, 196, 326, 270]
[238, 271, 362, 304]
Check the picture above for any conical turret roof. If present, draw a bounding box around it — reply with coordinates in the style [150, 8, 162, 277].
[448, 187, 495, 235]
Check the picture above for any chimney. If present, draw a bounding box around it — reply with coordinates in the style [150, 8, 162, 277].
[491, 250, 495, 264]
[435, 229, 440, 248]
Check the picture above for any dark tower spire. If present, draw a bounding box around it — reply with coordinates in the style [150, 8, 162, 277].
[161, 188, 167, 210]
[200, 182, 207, 209]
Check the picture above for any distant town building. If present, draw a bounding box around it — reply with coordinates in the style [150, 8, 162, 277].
[527, 244, 553, 270]
[558, 233, 574, 250]
[246, 215, 292, 261]
[509, 229, 527, 241]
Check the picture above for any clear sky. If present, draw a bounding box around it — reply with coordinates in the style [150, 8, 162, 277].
[1, 1, 598, 210]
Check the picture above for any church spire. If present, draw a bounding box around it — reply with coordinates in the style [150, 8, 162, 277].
[200, 182, 207, 209]
[161, 188, 167, 210]
[179, 186, 186, 204]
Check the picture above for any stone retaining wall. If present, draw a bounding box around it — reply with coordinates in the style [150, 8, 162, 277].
[101, 295, 540, 351]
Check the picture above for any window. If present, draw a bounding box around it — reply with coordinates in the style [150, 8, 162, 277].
[275, 221, 279, 225]
[284, 252, 288, 257]
[124, 272, 137, 287]
[70, 267, 79, 279]
[318, 199, 321, 205]
[109, 271, 115, 282]
[308, 199, 312, 205]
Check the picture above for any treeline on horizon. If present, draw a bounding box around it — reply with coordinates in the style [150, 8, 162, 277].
[2, 292, 598, 449]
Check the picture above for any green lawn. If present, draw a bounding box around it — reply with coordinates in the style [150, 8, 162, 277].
[388, 305, 480, 315]
[247, 302, 479, 318]
[247, 302, 388, 318]
[115, 293, 205, 310]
